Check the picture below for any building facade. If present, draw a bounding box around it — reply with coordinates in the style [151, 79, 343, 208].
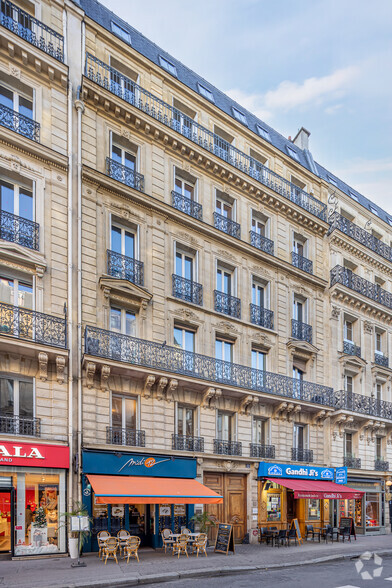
[0, 0, 391, 556]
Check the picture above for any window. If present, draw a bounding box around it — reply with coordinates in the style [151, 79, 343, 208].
[174, 170, 196, 201]
[251, 214, 266, 237]
[216, 338, 233, 363]
[375, 331, 383, 355]
[286, 145, 299, 161]
[109, 57, 138, 102]
[0, 376, 34, 430]
[293, 423, 305, 450]
[293, 295, 306, 323]
[213, 126, 234, 161]
[256, 125, 270, 141]
[173, 326, 195, 352]
[293, 233, 306, 257]
[215, 191, 233, 220]
[172, 98, 196, 138]
[253, 417, 266, 445]
[0, 81, 33, 119]
[0, 276, 33, 308]
[344, 432, 353, 457]
[376, 437, 382, 460]
[110, 307, 136, 336]
[252, 349, 266, 371]
[197, 83, 214, 102]
[344, 374, 353, 394]
[293, 367, 303, 399]
[111, 223, 136, 259]
[176, 405, 194, 437]
[348, 190, 359, 202]
[308, 500, 320, 520]
[232, 107, 247, 125]
[327, 175, 337, 187]
[291, 175, 306, 199]
[111, 22, 131, 44]
[0, 179, 34, 221]
[252, 279, 266, 308]
[217, 265, 233, 295]
[370, 206, 379, 217]
[159, 56, 177, 76]
[375, 382, 382, 402]
[175, 246, 195, 281]
[111, 394, 137, 431]
[217, 411, 232, 441]
[344, 319, 353, 342]
[387, 217, 392, 226]
[111, 141, 136, 173]
[249, 150, 269, 182]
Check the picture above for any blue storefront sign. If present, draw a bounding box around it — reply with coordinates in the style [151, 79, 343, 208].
[258, 462, 348, 484]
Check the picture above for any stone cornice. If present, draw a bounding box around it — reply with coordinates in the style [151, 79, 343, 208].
[330, 285, 392, 325]
[0, 128, 68, 170]
[329, 232, 392, 277]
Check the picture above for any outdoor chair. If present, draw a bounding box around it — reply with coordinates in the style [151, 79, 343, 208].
[259, 527, 271, 545]
[273, 529, 288, 547]
[161, 528, 175, 553]
[172, 533, 189, 558]
[103, 537, 119, 564]
[322, 524, 339, 543]
[117, 529, 130, 555]
[97, 530, 111, 559]
[286, 527, 297, 546]
[191, 533, 207, 557]
[305, 525, 321, 542]
[181, 527, 191, 535]
[338, 526, 351, 542]
[124, 536, 141, 563]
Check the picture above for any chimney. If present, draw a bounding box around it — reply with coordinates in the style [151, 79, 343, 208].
[293, 127, 310, 151]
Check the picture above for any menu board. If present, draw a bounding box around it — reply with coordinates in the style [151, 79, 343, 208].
[340, 516, 356, 539]
[290, 518, 303, 544]
[214, 523, 235, 555]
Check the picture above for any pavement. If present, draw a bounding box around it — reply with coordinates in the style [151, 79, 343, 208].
[2, 534, 392, 588]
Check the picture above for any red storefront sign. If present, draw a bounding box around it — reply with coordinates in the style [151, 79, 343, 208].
[0, 442, 69, 468]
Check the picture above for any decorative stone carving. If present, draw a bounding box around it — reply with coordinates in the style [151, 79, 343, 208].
[201, 387, 216, 409]
[216, 249, 236, 262]
[101, 365, 111, 390]
[286, 404, 301, 422]
[86, 362, 96, 389]
[272, 402, 288, 420]
[143, 375, 155, 399]
[38, 352, 48, 381]
[312, 410, 327, 427]
[209, 389, 222, 410]
[9, 64, 21, 78]
[364, 320, 373, 334]
[156, 377, 168, 401]
[166, 379, 178, 402]
[252, 333, 273, 348]
[331, 306, 341, 320]
[56, 356, 66, 384]
[173, 308, 199, 322]
[215, 321, 239, 335]
[238, 395, 258, 415]
[222, 460, 237, 472]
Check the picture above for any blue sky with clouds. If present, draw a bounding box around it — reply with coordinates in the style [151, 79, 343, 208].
[100, 0, 392, 212]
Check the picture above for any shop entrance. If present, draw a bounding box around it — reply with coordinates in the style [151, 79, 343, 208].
[286, 490, 296, 524]
[0, 488, 13, 552]
[203, 472, 247, 543]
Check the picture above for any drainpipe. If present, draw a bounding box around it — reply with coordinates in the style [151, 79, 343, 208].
[67, 79, 73, 510]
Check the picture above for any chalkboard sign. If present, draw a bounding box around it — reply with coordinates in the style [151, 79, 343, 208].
[214, 523, 235, 555]
[340, 517, 356, 539]
[290, 519, 303, 544]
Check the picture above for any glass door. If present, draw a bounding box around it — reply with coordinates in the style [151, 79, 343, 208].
[0, 489, 14, 553]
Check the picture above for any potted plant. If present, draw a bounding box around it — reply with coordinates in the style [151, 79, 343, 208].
[61, 501, 91, 559]
[190, 510, 216, 545]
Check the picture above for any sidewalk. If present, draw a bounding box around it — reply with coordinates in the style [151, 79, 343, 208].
[3, 534, 392, 588]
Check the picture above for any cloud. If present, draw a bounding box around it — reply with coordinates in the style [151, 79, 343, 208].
[324, 104, 343, 115]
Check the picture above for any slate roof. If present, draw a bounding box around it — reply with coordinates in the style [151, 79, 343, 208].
[75, 0, 391, 227]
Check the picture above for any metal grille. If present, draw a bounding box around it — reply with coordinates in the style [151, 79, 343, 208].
[375, 354, 388, 368]
[171, 190, 202, 220]
[343, 455, 361, 469]
[172, 434, 204, 452]
[0, 104, 40, 142]
[331, 265, 392, 311]
[333, 390, 392, 420]
[250, 304, 274, 330]
[172, 275, 203, 305]
[213, 212, 241, 239]
[375, 459, 389, 472]
[291, 251, 313, 274]
[292, 448, 313, 462]
[106, 157, 145, 192]
[0, 209, 39, 250]
[214, 290, 241, 319]
[213, 439, 242, 456]
[343, 340, 361, 357]
[250, 444, 275, 458]
[106, 427, 145, 447]
[0, 415, 41, 437]
[0, 302, 66, 348]
[291, 319, 312, 344]
[249, 230, 274, 255]
[107, 249, 144, 286]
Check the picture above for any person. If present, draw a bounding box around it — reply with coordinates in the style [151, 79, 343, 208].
[25, 505, 34, 537]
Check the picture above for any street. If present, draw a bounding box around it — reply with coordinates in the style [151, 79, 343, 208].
[157, 556, 392, 588]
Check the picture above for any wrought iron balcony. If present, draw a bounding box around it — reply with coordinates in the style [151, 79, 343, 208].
[171, 190, 202, 221]
[329, 212, 392, 264]
[0, 302, 66, 348]
[249, 230, 274, 255]
[0, 0, 64, 61]
[214, 290, 241, 319]
[292, 448, 313, 462]
[291, 319, 312, 344]
[106, 426, 145, 447]
[85, 326, 334, 407]
[0, 415, 40, 437]
[107, 249, 144, 287]
[333, 389, 392, 420]
[331, 265, 392, 312]
[291, 251, 313, 274]
[106, 157, 145, 192]
[172, 434, 204, 452]
[375, 459, 389, 472]
[250, 304, 274, 330]
[0, 210, 39, 250]
[375, 353, 389, 368]
[85, 54, 327, 222]
[0, 104, 40, 142]
[172, 274, 203, 305]
[214, 439, 242, 456]
[213, 212, 240, 239]
[344, 455, 361, 469]
[343, 340, 361, 358]
[250, 444, 275, 459]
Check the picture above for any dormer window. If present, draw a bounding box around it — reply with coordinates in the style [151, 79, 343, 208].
[370, 206, 379, 217]
[197, 83, 214, 103]
[111, 21, 131, 44]
[327, 175, 337, 187]
[348, 190, 359, 202]
[232, 107, 247, 125]
[286, 145, 299, 161]
[159, 56, 177, 77]
[256, 125, 270, 141]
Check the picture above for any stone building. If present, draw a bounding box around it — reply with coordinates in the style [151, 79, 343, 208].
[0, 0, 390, 556]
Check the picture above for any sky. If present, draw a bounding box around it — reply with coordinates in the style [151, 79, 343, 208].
[100, 0, 392, 213]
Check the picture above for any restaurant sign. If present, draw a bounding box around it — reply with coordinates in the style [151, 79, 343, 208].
[258, 462, 347, 484]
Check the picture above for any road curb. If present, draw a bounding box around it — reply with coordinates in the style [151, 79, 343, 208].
[46, 549, 392, 588]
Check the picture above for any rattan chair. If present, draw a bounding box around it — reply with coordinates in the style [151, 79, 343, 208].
[172, 533, 189, 558]
[181, 527, 191, 535]
[191, 533, 207, 557]
[117, 529, 130, 555]
[103, 537, 119, 564]
[97, 530, 111, 559]
[124, 536, 141, 563]
[161, 528, 175, 553]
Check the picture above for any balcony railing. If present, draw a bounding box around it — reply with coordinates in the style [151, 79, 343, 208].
[0, 210, 39, 250]
[0, 414, 40, 437]
[0, 104, 40, 142]
[343, 340, 361, 358]
[291, 251, 313, 274]
[250, 444, 275, 459]
[106, 427, 145, 447]
[85, 54, 327, 222]
[334, 389, 392, 420]
[213, 212, 240, 239]
[84, 326, 334, 407]
[375, 459, 389, 472]
[292, 448, 313, 462]
[0, 302, 66, 348]
[329, 212, 392, 264]
[0, 0, 64, 61]
[249, 230, 274, 256]
[250, 304, 274, 330]
[375, 353, 389, 368]
[172, 274, 203, 306]
[107, 249, 144, 287]
[331, 265, 392, 312]
[171, 190, 202, 221]
[106, 157, 145, 192]
[213, 439, 242, 456]
[344, 455, 361, 469]
[291, 319, 312, 344]
[214, 290, 241, 319]
[172, 434, 204, 452]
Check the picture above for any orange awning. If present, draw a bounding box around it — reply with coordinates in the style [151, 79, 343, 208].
[87, 474, 223, 504]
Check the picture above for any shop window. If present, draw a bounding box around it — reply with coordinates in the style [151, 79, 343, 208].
[265, 485, 281, 522]
[365, 493, 380, 528]
[0, 376, 34, 435]
[308, 499, 320, 520]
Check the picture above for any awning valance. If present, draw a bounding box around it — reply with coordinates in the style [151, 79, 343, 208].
[267, 477, 364, 500]
[87, 474, 223, 504]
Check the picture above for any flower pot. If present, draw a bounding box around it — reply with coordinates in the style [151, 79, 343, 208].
[68, 536, 79, 559]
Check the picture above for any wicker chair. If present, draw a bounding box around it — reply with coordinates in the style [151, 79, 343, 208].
[124, 536, 141, 563]
[172, 533, 189, 558]
[117, 529, 130, 555]
[161, 528, 175, 553]
[97, 531, 111, 559]
[103, 537, 119, 564]
[191, 533, 207, 557]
